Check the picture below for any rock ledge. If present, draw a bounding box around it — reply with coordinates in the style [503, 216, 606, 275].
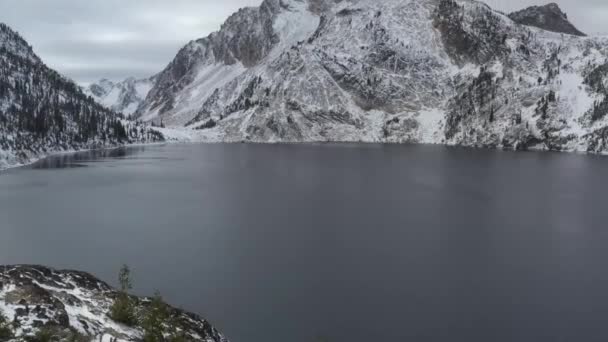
[0, 265, 227, 342]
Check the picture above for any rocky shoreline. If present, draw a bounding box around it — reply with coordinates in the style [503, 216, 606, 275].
[0, 265, 227, 342]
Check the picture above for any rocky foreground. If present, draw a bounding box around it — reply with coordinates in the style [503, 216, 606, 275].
[0, 265, 227, 342]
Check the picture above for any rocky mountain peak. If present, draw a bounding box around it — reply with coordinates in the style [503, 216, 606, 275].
[508, 2, 586, 36]
[87, 79, 114, 97]
[136, 0, 321, 124]
[265, 0, 337, 15]
[261, 0, 312, 12]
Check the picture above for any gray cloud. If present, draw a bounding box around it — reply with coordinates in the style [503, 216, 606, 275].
[0, 0, 605, 84]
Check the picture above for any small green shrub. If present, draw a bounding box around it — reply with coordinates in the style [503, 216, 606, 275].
[109, 293, 137, 326]
[166, 311, 191, 342]
[141, 292, 169, 342]
[66, 330, 89, 342]
[0, 309, 13, 341]
[26, 326, 89, 342]
[168, 333, 190, 342]
[141, 292, 191, 342]
[27, 326, 55, 342]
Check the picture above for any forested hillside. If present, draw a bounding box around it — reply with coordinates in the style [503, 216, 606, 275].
[0, 23, 163, 169]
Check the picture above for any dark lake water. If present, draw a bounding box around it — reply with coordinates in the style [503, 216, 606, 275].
[2, 143, 608, 342]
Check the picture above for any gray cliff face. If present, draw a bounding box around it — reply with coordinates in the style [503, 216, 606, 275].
[0, 265, 228, 342]
[433, 0, 511, 66]
[508, 3, 586, 37]
[136, 0, 608, 153]
[186, 0, 450, 142]
[211, 0, 280, 67]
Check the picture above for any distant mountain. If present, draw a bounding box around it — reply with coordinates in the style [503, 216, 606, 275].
[134, 0, 608, 153]
[85, 76, 156, 116]
[509, 3, 586, 37]
[0, 23, 163, 170]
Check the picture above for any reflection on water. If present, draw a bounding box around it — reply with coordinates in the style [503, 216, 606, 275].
[30, 146, 150, 169]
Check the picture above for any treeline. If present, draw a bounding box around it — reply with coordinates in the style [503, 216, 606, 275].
[1, 46, 128, 141]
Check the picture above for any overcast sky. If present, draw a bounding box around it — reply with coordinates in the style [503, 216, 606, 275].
[0, 0, 261, 84]
[0, 0, 606, 85]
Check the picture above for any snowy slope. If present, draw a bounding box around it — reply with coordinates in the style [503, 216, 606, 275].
[134, 0, 608, 153]
[0, 265, 228, 342]
[135, 0, 294, 126]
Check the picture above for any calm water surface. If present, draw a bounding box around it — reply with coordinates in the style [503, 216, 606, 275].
[2, 143, 608, 342]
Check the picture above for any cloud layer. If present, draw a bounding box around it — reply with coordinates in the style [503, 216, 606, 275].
[0, 0, 604, 84]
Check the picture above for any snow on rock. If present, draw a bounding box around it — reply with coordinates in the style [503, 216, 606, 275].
[126, 0, 608, 153]
[0, 265, 228, 342]
[141, 63, 247, 126]
[269, 0, 320, 60]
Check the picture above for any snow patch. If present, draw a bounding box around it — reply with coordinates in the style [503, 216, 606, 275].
[417, 108, 445, 144]
[271, 0, 320, 57]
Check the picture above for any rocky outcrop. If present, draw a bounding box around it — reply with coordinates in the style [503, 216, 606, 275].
[508, 3, 586, 37]
[0, 265, 227, 342]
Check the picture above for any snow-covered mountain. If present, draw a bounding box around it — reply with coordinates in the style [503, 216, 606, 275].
[85, 76, 156, 116]
[0, 23, 163, 170]
[0, 265, 228, 342]
[134, 0, 608, 152]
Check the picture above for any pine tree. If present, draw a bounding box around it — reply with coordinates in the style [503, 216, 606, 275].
[0, 309, 13, 340]
[142, 292, 170, 342]
[109, 264, 137, 326]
